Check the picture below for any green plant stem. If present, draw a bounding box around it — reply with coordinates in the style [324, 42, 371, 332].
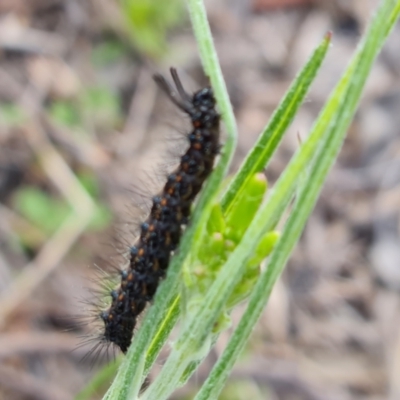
[143, 294, 180, 374]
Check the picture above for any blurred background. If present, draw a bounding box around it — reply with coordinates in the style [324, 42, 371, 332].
[0, 0, 399, 399]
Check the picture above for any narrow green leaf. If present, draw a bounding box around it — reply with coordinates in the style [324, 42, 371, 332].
[221, 32, 331, 215]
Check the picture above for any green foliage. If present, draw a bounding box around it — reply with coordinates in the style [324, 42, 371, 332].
[183, 172, 278, 323]
[119, 0, 185, 57]
[194, 2, 400, 400]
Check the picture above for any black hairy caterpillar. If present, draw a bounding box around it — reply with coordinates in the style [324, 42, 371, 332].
[96, 68, 220, 354]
